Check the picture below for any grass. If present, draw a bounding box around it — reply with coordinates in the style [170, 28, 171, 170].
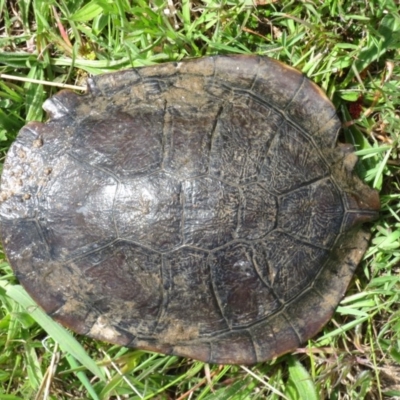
[0, 0, 399, 399]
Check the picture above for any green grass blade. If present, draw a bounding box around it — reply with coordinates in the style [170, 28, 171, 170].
[70, 1, 103, 22]
[65, 354, 101, 400]
[287, 357, 318, 400]
[5, 284, 105, 382]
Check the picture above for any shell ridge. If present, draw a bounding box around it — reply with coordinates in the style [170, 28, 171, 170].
[250, 243, 280, 292]
[249, 56, 262, 92]
[63, 238, 119, 264]
[281, 310, 302, 343]
[234, 186, 245, 239]
[66, 151, 121, 184]
[112, 181, 121, 238]
[207, 105, 225, 174]
[246, 328, 260, 364]
[312, 110, 341, 143]
[148, 253, 168, 335]
[275, 171, 330, 197]
[179, 181, 185, 248]
[208, 254, 233, 330]
[33, 216, 52, 260]
[149, 253, 170, 334]
[283, 73, 307, 112]
[160, 99, 168, 171]
[272, 228, 331, 251]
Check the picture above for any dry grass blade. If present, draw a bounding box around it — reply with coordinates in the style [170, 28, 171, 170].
[0, 73, 86, 91]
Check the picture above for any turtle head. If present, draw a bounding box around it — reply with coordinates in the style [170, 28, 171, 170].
[331, 143, 380, 227]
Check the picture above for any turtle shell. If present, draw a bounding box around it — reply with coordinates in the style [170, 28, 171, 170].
[0, 55, 379, 364]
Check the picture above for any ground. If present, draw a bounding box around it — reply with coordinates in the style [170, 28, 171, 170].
[0, 1, 399, 399]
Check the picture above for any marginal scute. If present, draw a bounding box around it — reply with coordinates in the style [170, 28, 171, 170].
[285, 229, 371, 344]
[214, 55, 259, 89]
[88, 69, 141, 97]
[0, 220, 65, 315]
[173, 342, 211, 363]
[178, 56, 215, 76]
[249, 312, 300, 362]
[209, 330, 257, 365]
[286, 78, 339, 147]
[0, 122, 67, 221]
[253, 57, 304, 111]
[0, 55, 379, 365]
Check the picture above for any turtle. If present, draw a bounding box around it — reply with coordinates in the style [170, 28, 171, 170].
[0, 55, 379, 365]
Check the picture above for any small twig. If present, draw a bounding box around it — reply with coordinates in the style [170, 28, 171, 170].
[242, 26, 269, 40]
[0, 73, 86, 91]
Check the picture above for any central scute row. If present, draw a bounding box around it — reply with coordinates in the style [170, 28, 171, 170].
[41, 152, 343, 257]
